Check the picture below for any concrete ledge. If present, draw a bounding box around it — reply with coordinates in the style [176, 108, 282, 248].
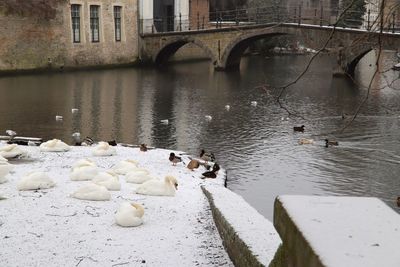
[202, 185, 281, 267]
[274, 195, 400, 267]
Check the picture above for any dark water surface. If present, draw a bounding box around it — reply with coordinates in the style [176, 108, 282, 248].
[1, 52, 400, 220]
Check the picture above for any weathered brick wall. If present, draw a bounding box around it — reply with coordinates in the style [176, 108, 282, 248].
[0, 0, 139, 73]
[190, 0, 209, 30]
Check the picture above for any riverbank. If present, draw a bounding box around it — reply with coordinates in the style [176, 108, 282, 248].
[0, 144, 233, 266]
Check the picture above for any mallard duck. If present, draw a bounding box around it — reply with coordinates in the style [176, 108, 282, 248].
[187, 159, 200, 170]
[200, 149, 215, 162]
[201, 163, 220, 179]
[293, 125, 305, 132]
[325, 139, 339, 147]
[140, 144, 148, 152]
[107, 140, 117, 146]
[169, 153, 183, 166]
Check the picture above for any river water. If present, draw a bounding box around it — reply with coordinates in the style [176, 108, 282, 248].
[1, 52, 400, 220]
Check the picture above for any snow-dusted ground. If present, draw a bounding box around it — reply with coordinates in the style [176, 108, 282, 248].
[279, 195, 400, 267]
[204, 186, 281, 266]
[0, 145, 233, 267]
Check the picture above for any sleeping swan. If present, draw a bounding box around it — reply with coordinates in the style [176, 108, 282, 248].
[92, 141, 116, 156]
[40, 139, 70, 152]
[71, 183, 111, 201]
[0, 160, 13, 184]
[136, 176, 178, 197]
[113, 159, 139, 175]
[125, 172, 154, 184]
[115, 202, 144, 227]
[17, 171, 55, 191]
[92, 170, 121, 191]
[70, 159, 99, 181]
[0, 144, 27, 158]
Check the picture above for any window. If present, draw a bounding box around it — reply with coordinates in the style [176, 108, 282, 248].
[114, 6, 122, 41]
[71, 4, 81, 43]
[90, 5, 100, 42]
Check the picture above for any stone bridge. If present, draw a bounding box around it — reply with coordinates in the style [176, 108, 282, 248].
[140, 23, 400, 76]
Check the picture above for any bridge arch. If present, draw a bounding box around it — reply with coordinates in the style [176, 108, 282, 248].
[339, 45, 374, 77]
[220, 28, 288, 70]
[154, 37, 217, 66]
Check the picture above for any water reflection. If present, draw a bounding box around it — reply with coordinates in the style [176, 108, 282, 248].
[1, 52, 400, 220]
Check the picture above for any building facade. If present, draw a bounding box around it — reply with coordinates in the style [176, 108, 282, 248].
[0, 0, 139, 73]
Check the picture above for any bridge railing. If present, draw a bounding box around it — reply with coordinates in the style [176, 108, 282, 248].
[140, 5, 397, 35]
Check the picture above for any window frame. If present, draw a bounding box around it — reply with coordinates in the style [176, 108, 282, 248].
[90, 5, 100, 43]
[114, 6, 122, 42]
[71, 4, 81, 43]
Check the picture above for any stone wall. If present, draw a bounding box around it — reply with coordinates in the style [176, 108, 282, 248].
[0, 0, 139, 73]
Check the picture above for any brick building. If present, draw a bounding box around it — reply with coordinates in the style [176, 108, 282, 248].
[0, 0, 139, 73]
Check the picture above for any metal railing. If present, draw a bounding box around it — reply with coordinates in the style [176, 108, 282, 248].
[140, 5, 397, 35]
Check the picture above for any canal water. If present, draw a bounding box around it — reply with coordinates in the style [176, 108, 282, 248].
[1, 51, 400, 220]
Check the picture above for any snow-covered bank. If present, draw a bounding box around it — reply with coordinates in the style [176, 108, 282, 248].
[202, 186, 281, 267]
[275, 195, 400, 267]
[0, 145, 232, 266]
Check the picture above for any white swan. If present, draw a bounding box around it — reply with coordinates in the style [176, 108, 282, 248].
[136, 176, 178, 197]
[40, 139, 70, 152]
[70, 164, 98, 181]
[115, 202, 144, 227]
[92, 141, 116, 156]
[0, 144, 27, 159]
[113, 159, 139, 175]
[0, 161, 13, 184]
[72, 158, 96, 169]
[125, 172, 154, 184]
[92, 170, 121, 191]
[71, 183, 111, 201]
[17, 171, 55, 191]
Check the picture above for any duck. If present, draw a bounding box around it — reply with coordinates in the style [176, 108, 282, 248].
[187, 159, 200, 171]
[70, 165, 98, 181]
[115, 202, 144, 227]
[92, 141, 116, 156]
[40, 139, 70, 152]
[201, 163, 220, 179]
[17, 171, 55, 191]
[200, 149, 215, 162]
[325, 139, 339, 147]
[136, 175, 178, 197]
[107, 140, 117, 146]
[92, 170, 121, 191]
[140, 144, 148, 152]
[169, 152, 183, 166]
[72, 132, 82, 146]
[71, 183, 111, 201]
[293, 125, 305, 132]
[299, 138, 314, 145]
[0, 161, 13, 184]
[113, 159, 139, 175]
[251, 101, 258, 107]
[0, 144, 28, 159]
[125, 171, 154, 184]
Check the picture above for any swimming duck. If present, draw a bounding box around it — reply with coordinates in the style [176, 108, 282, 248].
[293, 125, 305, 132]
[40, 139, 70, 152]
[200, 149, 215, 162]
[169, 153, 183, 166]
[115, 202, 144, 227]
[125, 171, 153, 184]
[201, 163, 220, 179]
[0, 161, 13, 184]
[136, 176, 178, 197]
[113, 159, 139, 175]
[325, 139, 339, 147]
[299, 138, 314, 145]
[0, 144, 28, 159]
[140, 144, 148, 152]
[92, 141, 116, 156]
[71, 183, 111, 201]
[92, 170, 121, 191]
[17, 171, 55, 191]
[70, 162, 99, 181]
